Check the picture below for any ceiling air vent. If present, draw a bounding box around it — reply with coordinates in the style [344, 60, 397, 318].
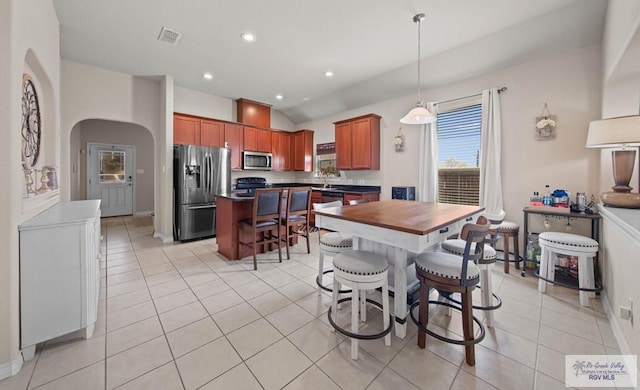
[157, 27, 182, 45]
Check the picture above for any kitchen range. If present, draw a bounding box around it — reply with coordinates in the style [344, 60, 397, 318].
[173, 145, 231, 241]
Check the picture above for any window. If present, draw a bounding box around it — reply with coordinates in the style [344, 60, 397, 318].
[99, 150, 126, 184]
[436, 103, 482, 205]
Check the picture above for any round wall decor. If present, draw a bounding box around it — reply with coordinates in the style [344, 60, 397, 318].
[21, 73, 41, 168]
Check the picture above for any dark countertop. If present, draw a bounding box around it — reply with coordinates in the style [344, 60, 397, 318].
[217, 193, 254, 201]
[268, 182, 381, 194]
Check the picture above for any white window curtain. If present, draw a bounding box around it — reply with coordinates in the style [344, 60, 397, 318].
[418, 102, 438, 202]
[479, 88, 504, 216]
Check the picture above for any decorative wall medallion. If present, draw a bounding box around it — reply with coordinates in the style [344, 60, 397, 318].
[21, 73, 41, 168]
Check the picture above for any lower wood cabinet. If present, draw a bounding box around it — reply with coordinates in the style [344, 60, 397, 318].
[343, 192, 380, 204]
[19, 200, 102, 360]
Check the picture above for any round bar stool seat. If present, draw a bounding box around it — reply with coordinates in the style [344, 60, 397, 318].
[328, 250, 392, 360]
[317, 232, 353, 293]
[441, 240, 502, 327]
[537, 232, 599, 307]
[493, 221, 521, 273]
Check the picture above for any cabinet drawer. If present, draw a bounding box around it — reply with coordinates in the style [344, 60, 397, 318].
[427, 222, 459, 244]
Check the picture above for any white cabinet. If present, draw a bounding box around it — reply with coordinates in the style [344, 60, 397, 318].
[19, 200, 101, 360]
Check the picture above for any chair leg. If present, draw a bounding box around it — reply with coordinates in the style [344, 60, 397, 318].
[418, 281, 428, 349]
[276, 227, 282, 263]
[331, 278, 339, 333]
[538, 245, 548, 293]
[317, 251, 325, 295]
[285, 226, 291, 260]
[514, 233, 521, 269]
[305, 224, 311, 254]
[351, 286, 359, 360]
[359, 289, 366, 322]
[461, 289, 475, 366]
[578, 255, 595, 307]
[252, 230, 258, 271]
[503, 234, 510, 274]
[480, 265, 494, 328]
[382, 281, 391, 347]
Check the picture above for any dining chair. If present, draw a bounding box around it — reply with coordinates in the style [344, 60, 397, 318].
[238, 188, 283, 270]
[410, 216, 490, 366]
[281, 187, 312, 260]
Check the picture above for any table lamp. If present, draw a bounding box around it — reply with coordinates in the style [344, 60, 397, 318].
[586, 115, 640, 208]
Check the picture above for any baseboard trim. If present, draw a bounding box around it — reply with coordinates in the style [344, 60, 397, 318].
[601, 291, 632, 355]
[134, 210, 153, 216]
[153, 231, 174, 243]
[0, 353, 23, 381]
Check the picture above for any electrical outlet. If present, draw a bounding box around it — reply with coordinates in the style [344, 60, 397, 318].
[620, 306, 632, 320]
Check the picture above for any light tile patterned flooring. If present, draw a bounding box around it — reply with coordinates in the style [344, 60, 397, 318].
[0, 215, 621, 390]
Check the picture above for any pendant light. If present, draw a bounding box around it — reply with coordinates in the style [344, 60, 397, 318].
[400, 13, 436, 125]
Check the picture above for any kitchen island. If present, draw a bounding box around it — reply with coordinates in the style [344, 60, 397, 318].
[315, 200, 483, 338]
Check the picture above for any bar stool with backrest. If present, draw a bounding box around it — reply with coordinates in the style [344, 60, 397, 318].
[410, 216, 490, 366]
[238, 188, 283, 270]
[281, 187, 312, 260]
[327, 249, 392, 360]
[312, 201, 353, 294]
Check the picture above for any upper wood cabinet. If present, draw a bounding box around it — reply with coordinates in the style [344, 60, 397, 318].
[174, 114, 200, 145]
[244, 127, 272, 153]
[293, 130, 314, 172]
[200, 119, 225, 147]
[334, 114, 381, 170]
[271, 132, 284, 171]
[224, 123, 244, 170]
[236, 98, 271, 128]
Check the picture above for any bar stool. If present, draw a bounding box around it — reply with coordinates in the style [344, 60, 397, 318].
[238, 188, 283, 270]
[327, 249, 392, 360]
[441, 239, 501, 328]
[281, 187, 312, 260]
[537, 232, 599, 307]
[493, 221, 521, 273]
[410, 216, 489, 366]
[312, 201, 353, 294]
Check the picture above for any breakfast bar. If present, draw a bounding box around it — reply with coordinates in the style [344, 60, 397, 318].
[315, 200, 483, 338]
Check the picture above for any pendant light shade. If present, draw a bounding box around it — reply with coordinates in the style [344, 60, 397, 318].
[400, 105, 436, 124]
[400, 13, 436, 125]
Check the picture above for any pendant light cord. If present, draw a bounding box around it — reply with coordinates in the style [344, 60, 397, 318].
[417, 16, 421, 104]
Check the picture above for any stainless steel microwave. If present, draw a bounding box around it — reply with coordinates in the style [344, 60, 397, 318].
[243, 151, 272, 170]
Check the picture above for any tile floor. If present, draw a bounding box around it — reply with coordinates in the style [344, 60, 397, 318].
[0, 215, 621, 390]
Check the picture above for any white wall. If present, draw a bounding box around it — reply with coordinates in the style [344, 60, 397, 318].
[297, 45, 602, 238]
[597, 0, 640, 365]
[0, 0, 60, 376]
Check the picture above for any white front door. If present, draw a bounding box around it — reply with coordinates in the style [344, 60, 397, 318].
[87, 143, 134, 217]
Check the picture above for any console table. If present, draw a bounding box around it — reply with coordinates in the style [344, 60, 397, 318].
[19, 200, 101, 360]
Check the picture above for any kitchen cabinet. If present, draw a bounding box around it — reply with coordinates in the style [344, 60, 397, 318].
[344, 192, 380, 205]
[293, 130, 314, 172]
[271, 131, 293, 171]
[174, 114, 200, 145]
[244, 127, 272, 153]
[224, 123, 244, 170]
[200, 119, 225, 147]
[334, 113, 381, 170]
[236, 98, 271, 128]
[19, 200, 101, 360]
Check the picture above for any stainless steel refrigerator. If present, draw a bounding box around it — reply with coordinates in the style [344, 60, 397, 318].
[173, 145, 231, 241]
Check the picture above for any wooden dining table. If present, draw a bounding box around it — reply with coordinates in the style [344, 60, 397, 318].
[314, 200, 483, 338]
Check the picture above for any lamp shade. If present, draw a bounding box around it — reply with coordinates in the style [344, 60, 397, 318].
[586, 115, 640, 148]
[400, 106, 437, 125]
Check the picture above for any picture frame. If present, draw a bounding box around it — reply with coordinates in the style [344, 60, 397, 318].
[535, 114, 557, 140]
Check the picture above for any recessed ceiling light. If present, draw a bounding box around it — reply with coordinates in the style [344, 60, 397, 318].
[275, 94, 284, 100]
[302, 97, 311, 102]
[325, 71, 334, 77]
[203, 72, 213, 80]
[241, 32, 256, 42]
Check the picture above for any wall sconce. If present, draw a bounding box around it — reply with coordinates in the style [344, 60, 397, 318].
[393, 128, 405, 152]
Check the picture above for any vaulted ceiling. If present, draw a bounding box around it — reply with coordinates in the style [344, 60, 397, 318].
[52, 0, 607, 123]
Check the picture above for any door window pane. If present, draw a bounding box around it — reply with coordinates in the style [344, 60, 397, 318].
[99, 151, 125, 183]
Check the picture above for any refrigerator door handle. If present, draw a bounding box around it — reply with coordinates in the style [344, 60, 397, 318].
[207, 153, 212, 194]
[186, 204, 216, 210]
